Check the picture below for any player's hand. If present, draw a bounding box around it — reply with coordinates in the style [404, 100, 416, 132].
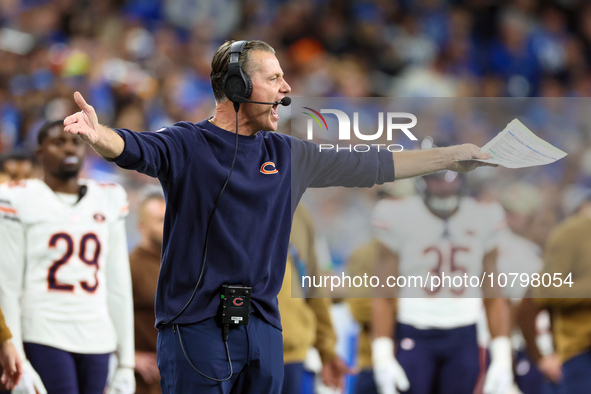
[106, 367, 136, 394]
[321, 356, 355, 390]
[447, 144, 497, 173]
[64, 91, 101, 144]
[372, 337, 410, 394]
[537, 354, 562, 383]
[12, 360, 47, 394]
[483, 337, 513, 394]
[0, 340, 23, 390]
[135, 351, 159, 384]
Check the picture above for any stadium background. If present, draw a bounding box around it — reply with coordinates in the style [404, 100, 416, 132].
[1, 0, 591, 392]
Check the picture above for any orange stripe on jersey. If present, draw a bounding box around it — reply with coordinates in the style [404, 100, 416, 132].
[120, 204, 129, 214]
[0, 206, 17, 215]
[6, 180, 26, 188]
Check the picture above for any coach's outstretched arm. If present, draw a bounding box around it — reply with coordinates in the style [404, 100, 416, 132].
[64, 92, 124, 159]
[393, 144, 493, 180]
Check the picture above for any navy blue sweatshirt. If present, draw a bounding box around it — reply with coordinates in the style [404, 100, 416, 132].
[113, 120, 394, 329]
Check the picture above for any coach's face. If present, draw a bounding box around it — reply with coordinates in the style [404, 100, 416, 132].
[38, 127, 86, 180]
[244, 50, 291, 132]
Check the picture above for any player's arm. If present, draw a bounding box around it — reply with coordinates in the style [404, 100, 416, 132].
[370, 243, 409, 394]
[482, 248, 511, 336]
[392, 144, 493, 180]
[481, 204, 511, 336]
[106, 217, 134, 367]
[482, 248, 513, 394]
[517, 296, 543, 363]
[63, 92, 124, 159]
[105, 188, 135, 394]
[371, 243, 398, 338]
[0, 196, 26, 360]
[370, 203, 399, 344]
[0, 191, 47, 393]
[482, 247, 511, 336]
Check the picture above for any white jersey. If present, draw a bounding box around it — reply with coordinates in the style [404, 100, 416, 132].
[0, 179, 134, 366]
[372, 195, 505, 329]
[497, 229, 543, 299]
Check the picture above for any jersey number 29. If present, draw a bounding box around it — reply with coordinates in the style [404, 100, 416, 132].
[48, 232, 101, 292]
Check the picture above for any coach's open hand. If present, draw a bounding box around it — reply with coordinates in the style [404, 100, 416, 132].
[64, 92, 125, 159]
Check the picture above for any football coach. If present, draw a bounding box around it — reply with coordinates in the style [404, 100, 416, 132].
[63, 39, 492, 393]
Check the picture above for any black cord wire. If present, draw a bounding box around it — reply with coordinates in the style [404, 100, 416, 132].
[176, 324, 233, 382]
[163, 110, 240, 325]
[163, 109, 241, 382]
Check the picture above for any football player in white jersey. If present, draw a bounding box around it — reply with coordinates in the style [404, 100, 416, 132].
[0, 120, 135, 394]
[370, 166, 513, 394]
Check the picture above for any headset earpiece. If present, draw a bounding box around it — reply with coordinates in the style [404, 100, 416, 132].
[223, 40, 252, 102]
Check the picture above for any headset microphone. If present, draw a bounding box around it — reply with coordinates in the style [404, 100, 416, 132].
[230, 95, 291, 106]
[280, 97, 292, 106]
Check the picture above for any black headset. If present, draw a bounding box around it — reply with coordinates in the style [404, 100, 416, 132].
[223, 40, 252, 103]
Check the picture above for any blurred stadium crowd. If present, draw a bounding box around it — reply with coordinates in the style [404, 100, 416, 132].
[3, 0, 591, 142]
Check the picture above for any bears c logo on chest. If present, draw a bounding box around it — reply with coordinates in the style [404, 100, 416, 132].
[260, 162, 278, 174]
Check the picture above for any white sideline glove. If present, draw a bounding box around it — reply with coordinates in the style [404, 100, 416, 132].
[12, 360, 47, 394]
[484, 336, 513, 394]
[372, 337, 410, 394]
[303, 347, 323, 374]
[106, 367, 136, 394]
